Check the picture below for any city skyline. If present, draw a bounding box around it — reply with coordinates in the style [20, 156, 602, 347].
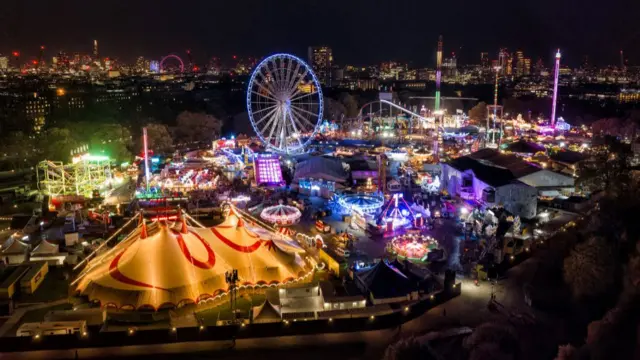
[0, 0, 637, 67]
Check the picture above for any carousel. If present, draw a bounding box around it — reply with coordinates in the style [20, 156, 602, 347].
[390, 234, 439, 263]
[260, 203, 302, 226]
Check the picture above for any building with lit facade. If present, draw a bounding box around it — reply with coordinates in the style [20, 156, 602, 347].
[515, 51, 524, 76]
[308, 46, 333, 85]
[0, 56, 8, 71]
[619, 88, 640, 103]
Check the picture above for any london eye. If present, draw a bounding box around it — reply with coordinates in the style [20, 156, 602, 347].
[160, 54, 185, 73]
[246, 53, 323, 154]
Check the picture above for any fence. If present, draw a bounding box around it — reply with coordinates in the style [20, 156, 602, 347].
[0, 285, 461, 353]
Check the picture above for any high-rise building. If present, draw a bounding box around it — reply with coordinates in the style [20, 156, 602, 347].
[93, 40, 99, 60]
[38, 46, 45, 71]
[0, 56, 8, 71]
[480, 52, 489, 68]
[135, 56, 146, 73]
[506, 58, 513, 76]
[534, 58, 545, 75]
[515, 50, 524, 76]
[498, 48, 508, 71]
[307, 46, 333, 85]
[523, 58, 531, 76]
[150, 60, 159, 73]
[443, 53, 457, 77]
[11, 51, 21, 70]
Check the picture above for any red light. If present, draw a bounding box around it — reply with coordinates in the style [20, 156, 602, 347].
[12, 51, 19, 57]
[233, 55, 237, 59]
[32, 60, 38, 65]
[150, 215, 178, 221]
[40, 45, 45, 50]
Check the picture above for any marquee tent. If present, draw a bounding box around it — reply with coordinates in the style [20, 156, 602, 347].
[74, 211, 311, 310]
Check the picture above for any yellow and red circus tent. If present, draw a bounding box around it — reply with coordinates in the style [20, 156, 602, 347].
[74, 212, 312, 310]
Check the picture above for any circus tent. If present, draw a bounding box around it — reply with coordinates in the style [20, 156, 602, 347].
[74, 210, 311, 310]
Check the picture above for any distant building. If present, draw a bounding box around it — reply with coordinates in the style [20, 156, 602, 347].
[515, 50, 525, 76]
[523, 58, 531, 76]
[0, 57, 8, 71]
[619, 88, 640, 103]
[92, 40, 99, 60]
[149, 60, 159, 73]
[480, 52, 489, 69]
[308, 46, 333, 86]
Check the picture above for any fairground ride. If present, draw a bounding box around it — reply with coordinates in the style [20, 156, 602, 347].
[37, 154, 112, 198]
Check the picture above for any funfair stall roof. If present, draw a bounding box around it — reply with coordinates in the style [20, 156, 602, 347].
[31, 240, 60, 255]
[294, 156, 348, 183]
[354, 261, 416, 300]
[1, 238, 29, 254]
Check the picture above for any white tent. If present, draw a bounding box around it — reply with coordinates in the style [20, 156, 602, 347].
[251, 299, 282, 323]
[31, 240, 67, 266]
[1, 238, 29, 264]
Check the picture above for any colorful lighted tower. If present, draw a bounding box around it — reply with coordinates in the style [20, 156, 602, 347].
[142, 127, 150, 191]
[551, 49, 561, 127]
[435, 35, 443, 111]
[492, 66, 500, 144]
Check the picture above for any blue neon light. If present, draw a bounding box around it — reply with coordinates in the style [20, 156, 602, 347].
[246, 53, 323, 154]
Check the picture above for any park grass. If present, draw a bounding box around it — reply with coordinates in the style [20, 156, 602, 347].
[196, 294, 266, 325]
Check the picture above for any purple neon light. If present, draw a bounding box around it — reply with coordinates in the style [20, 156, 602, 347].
[255, 157, 283, 185]
[551, 49, 561, 127]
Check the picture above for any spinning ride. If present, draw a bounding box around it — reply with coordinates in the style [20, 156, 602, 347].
[337, 193, 384, 215]
[260, 204, 302, 226]
[390, 234, 439, 262]
[246, 53, 323, 154]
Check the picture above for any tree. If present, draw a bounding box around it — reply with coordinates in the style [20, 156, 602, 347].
[144, 123, 174, 154]
[39, 127, 79, 162]
[174, 111, 222, 145]
[463, 322, 520, 360]
[338, 93, 359, 118]
[563, 236, 617, 300]
[383, 336, 442, 360]
[323, 97, 347, 121]
[82, 123, 133, 163]
[468, 102, 488, 123]
[0, 132, 34, 170]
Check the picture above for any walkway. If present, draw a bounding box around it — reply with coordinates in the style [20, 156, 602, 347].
[0, 298, 70, 337]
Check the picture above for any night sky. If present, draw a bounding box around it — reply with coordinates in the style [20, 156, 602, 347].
[0, 0, 637, 67]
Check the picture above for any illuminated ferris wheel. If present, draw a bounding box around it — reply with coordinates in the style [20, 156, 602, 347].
[247, 53, 323, 154]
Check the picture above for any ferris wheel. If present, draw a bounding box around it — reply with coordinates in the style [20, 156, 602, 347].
[247, 53, 323, 154]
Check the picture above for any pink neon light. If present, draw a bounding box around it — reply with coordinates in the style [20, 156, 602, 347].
[551, 49, 561, 127]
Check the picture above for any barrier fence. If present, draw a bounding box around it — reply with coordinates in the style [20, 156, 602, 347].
[0, 285, 461, 353]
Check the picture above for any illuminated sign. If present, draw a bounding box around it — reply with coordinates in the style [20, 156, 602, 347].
[254, 155, 283, 185]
